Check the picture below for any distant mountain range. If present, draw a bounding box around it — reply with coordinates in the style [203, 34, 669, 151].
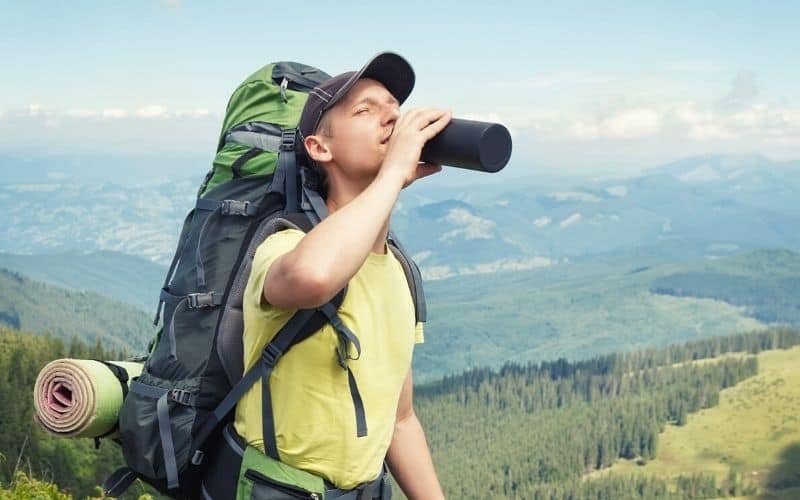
[3, 246, 798, 381]
[2, 154, 798, 279]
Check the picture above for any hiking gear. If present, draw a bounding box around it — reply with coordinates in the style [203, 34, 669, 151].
[297, 52, 415, 142]
[33, 359, 143, 439]
[201, 425, 392, 499]
[103, 58, 425, 500]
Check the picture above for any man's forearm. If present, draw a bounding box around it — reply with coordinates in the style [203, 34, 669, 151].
[386, 413, 445, 500]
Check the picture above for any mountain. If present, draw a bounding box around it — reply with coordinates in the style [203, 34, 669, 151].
[0, 250, 166, 312]
[0, 268, 153, 352]
[5, 247, 797, 383]
[392, 154, 800, 277]
[2, 154, 799, 278]
[412, 248, 800, 381]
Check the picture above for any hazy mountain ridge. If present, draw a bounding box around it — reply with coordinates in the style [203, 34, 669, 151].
[0, 250, 166, 312]
[1, 154, 798, 279]
[3, 247, 797, 382]
[0, 268, 152, 352]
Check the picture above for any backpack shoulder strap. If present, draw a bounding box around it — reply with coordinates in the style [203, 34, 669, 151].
[388, 229, 427, 324]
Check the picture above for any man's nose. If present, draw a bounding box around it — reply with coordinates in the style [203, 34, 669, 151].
[383, 105, 400, 125]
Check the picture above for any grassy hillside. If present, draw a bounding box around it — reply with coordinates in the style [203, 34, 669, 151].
[0, 250, 165, 312]
[592, 345, 800, 497]
[0, 268, 152, 353]
[417, 253, 769, 381]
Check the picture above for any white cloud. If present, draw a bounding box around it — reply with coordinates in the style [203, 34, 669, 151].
[66, 108, 98, 118]
[27, 104, 42, 117]
[103, 108, 129, 119]
[440, 208, 496, 241]
[421, 265, 454, 280]
[459, 256, 553, 275]
[135, 105, 169, 119]
[567, 108, 662, 141]
[533, 216, 551, 228]
[559, 213, 582, 228]
[552, 191, 601, 202]
[603, 108, 662, 139]
[412, 250, 432, 263]
[688, 123, 736, 141]
[568, 120, 600, 140]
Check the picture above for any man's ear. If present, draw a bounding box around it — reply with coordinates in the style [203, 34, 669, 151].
[304, 134, 333, 164]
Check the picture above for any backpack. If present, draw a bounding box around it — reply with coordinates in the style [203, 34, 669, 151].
[104, 61, 427, 499]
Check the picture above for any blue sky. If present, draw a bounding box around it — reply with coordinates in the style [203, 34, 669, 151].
[1, 0, 798, 174]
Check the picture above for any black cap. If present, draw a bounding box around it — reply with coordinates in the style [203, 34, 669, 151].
[298, 52, 415, 142]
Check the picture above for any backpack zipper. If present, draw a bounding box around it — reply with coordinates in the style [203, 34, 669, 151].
[244, 469, 319, 499]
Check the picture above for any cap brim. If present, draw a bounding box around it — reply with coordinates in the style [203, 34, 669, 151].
[323, 52, 415, 113]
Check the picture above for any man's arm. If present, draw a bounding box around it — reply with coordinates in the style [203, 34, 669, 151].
[263, 108, 451, 310]
[386, 369, 445, 500]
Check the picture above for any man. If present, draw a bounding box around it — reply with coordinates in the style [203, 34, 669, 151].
[234, 52, 450, 499]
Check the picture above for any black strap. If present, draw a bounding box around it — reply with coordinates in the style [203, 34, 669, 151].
[231, 147, 264, 178]
[95, 360, 130, 398]
[103, 467, 137, 498]
[196, 198, 259, 217]
[325, 468, 388, 499]
[192, 308, 319, 457]
[388, 232, 427, 324]
[347, 368, 368, 438]
[159, 288, 224, 308]
[154, 210, 194, 326]
[279, 129, 299, 213]
[129, 381, 197, 490]
[319, 304, 367, 438]
[299, 169, 328, 225]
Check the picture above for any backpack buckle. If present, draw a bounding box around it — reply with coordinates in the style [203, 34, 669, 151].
[186, 292, 215, 308]
[220, 199, 250, 216]
[262, 343, 282, 366]
[280, 129, 296, 151]
[170, 389, 194, 406]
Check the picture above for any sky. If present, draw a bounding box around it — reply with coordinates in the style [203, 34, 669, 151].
[1, 0, 799, 176]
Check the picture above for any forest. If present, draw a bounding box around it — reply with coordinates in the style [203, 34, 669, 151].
[2, 326, 798, 498]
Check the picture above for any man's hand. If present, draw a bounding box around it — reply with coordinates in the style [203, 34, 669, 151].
[380, 108, 452, 188]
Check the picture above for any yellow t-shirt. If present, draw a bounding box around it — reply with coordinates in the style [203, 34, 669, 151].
[233, 229, 423, 489]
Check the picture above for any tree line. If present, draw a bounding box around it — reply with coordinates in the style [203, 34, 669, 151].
[411, 328, 799, 498]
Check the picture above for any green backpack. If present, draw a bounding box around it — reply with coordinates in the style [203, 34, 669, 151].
[104, 62, 426, 499]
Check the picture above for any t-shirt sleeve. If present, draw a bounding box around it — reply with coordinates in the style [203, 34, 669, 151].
[245, 228, 305, 313]
[414, 322, 425, 344]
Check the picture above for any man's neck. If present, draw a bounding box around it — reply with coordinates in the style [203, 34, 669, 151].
[325, 174, 390, 255]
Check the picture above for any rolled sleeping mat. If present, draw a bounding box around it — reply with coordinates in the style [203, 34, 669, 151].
[33, 359, 143, 439]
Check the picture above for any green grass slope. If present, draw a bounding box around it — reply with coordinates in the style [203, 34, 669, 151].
[417, 249, 800, 382]
[0, 268, 153, 352]
[593, 346, 800, 497]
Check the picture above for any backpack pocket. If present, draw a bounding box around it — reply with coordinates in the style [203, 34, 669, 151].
[117, 371, 200, 484]
[242, 469, 318, 500]
[236, 446, 324, 500]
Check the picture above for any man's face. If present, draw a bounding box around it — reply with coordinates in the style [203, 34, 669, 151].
[317, 78, 401, 181]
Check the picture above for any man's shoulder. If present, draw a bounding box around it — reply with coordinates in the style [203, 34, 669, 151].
[258, 227, 306, 249]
